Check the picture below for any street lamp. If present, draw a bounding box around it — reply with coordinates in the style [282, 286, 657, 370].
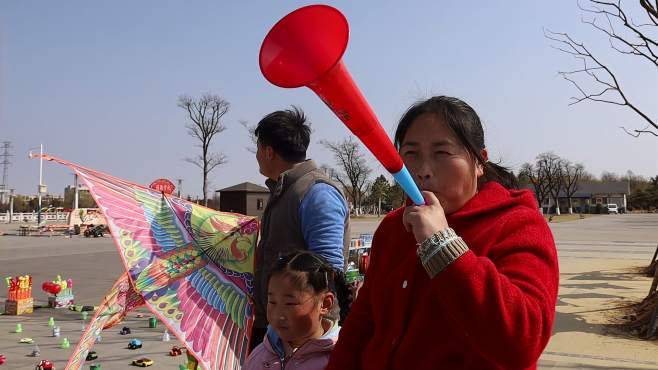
[28, 144, 45, 226]
[9, 189, 14, 223]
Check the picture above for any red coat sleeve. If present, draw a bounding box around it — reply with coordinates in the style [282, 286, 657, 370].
[325, 221, 386, 370]
[431, 209, 559, 369]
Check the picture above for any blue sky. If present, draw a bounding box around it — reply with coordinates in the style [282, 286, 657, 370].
[1, 1, 657, 198]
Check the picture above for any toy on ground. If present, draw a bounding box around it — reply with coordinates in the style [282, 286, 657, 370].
[85, 351, 98, 361]
[84, 224, 106, 238]
[161, 330, 170, 342]
[68, 305, 96, 312]
[131, 358, 153, 367]
[48, 317, 55, 327]
[30, 344, 41, 357]
[169, 346, 183, 356]
[128, 339, 142, 350]
[5, 275, 34, 315]
[0, 354, 5, 365]
[89, 364, 101, 370]
[44, 276, 74, 308]
[35, 359, 55, 370]
[20, 338, 34, 344]
[53, 326, 60, 337]
[119, 327, 131, 335]
[60, 338, 70, 349]
[15, 323, 23, 333]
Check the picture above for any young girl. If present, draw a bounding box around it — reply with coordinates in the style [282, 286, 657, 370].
[244, 251, 350, 370]
[327, 96, 559, 370]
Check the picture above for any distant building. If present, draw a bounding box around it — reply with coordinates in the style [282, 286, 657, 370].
[526, 181, 630, 213]
[216, 182, 269, 218]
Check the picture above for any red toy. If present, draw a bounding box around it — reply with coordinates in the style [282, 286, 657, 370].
[169, 346, 183, 356]
[0, 354, 6, 365]
[41, 282, 61, 295]
[35, 360, 55, 370]
[259, 4, 424, 205]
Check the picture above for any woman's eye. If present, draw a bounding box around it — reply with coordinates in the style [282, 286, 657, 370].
[435, 151, 450, 156]
[403, 151, 417, 157]
[285, 302, 299, 306]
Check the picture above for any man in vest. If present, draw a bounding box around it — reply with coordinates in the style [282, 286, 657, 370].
[250, 106, 350, 350]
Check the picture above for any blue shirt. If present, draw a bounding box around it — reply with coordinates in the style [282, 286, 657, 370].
[299, 183, 347, 270]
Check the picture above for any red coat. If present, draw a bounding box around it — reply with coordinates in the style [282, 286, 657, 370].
[326, 182, 559, 370]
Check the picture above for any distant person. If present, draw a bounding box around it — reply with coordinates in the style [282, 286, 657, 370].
[327, 96, 559, 370]
[250, 107, 350, 351]
[244, 251, 350, 370]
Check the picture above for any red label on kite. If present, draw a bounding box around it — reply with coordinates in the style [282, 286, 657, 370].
[149, 179, 176, 195]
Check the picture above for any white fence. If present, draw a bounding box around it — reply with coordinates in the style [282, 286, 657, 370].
[1, 212, 70, 223]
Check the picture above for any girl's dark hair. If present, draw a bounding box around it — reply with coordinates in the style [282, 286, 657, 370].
[255, 106, 311, 163]
[269, 251, 352, 325]
[393, 96, 518, 189]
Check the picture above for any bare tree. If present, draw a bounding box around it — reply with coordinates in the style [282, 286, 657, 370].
[540, 153, 566, 215]
[239, 119, 258, 154]
[561, 161, 585, 214]
[178, 94, 230, 206]
[601, 170, 621, 181]
[545, 0, 658, 137]
[321, 137, 372, 215]
[519, 163, 551, 213]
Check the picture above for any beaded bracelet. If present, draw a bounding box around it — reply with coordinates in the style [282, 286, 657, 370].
[416, 228, 469, 278]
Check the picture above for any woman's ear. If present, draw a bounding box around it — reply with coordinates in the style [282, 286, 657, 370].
[475, 148, 488, 178]
[319, 292, 335, 315]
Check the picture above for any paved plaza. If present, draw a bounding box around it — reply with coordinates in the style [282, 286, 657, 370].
[1, 214, 658, 369]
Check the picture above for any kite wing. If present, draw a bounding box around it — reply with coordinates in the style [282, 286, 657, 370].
[39, 155, 258, 370]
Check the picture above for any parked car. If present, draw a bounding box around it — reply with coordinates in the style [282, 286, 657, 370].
[606, 204, 619, 214]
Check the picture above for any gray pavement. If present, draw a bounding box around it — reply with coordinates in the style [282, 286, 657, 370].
[1, 215, 658, 369]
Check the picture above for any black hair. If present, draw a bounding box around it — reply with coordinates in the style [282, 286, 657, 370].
[394, 96, 518, 189]
[268, 250, 352, 325]
[254, 106, 311, 163]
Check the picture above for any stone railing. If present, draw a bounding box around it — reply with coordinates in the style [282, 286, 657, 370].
[1, 212, 70, 223]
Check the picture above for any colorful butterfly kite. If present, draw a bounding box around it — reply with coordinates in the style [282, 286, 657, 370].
[36, 155, 258, 370]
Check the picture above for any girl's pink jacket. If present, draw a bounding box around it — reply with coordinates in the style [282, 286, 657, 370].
[244, 322, 340, 370]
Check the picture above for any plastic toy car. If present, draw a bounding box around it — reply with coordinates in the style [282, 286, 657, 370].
[128, 339, 142, 350]
[84, 224, 106, 237]
[35, 360, 55, 370]
[119, 327, 131, 335]
[20, 338, 34, 344]
[85, 351, 98, 361]
[131, 358, 153, 367]
[169, 346, 183, 356]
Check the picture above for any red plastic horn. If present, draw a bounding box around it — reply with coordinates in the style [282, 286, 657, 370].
[259, 5, 424, 205]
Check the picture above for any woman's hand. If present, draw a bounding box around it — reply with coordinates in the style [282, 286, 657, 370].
[403, 191, 449, 243]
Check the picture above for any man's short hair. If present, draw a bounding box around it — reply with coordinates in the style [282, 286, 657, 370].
[255, 106, 311, 163]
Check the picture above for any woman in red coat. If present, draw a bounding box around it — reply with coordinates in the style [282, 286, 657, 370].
[327, 96, 559, 370]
